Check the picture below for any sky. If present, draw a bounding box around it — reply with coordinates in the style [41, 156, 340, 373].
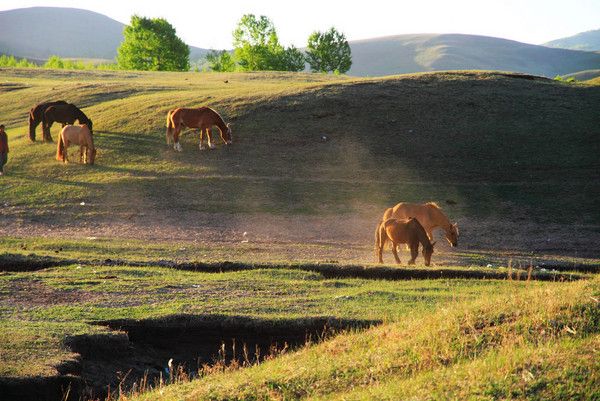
[1, 0, 599, 49]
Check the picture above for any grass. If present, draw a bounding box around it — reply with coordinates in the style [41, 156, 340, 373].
[0, 67, 598, 399]
[0, 261, 535, 378]
[128, 275, 599, 401]
[0, 68, 598, 223]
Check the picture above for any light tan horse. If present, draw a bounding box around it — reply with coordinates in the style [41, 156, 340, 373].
[56, 124, 96, 165]
[166, 107, 232, 152]
[380, 202, 459, 247]
[375, 217, 435, 265]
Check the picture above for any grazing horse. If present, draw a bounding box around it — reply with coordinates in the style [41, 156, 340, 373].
[375, 217, 435, 266]
[56, 125, 96, 165]
[166, 107, 232, 151]
[43, 104, 93, 142]
[380, 202, 459, 247]
[28, 100, 68, 142]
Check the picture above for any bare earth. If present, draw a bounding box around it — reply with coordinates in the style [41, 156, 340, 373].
[1, 206, 598, 263]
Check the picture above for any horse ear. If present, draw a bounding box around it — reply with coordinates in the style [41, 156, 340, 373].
[432, 241, 437, 246]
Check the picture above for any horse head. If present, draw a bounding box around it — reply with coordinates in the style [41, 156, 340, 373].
[223, 123, 232, 145]
[446, 223, 459, 247]
[422, 241, 436, 266]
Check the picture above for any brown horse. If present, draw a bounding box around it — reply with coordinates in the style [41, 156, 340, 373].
[43, 104, 93, 142]
[380, 202, 459, 247]
[56, 125, 96, 165]
[28, 100, 68, 142]
[166, 107, 232, 151]
[375, 217, 435, 266]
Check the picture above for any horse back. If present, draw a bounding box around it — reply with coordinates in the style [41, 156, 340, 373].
[390, 203, 428, 224]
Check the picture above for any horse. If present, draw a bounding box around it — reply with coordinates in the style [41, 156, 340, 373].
[28, 100, 68, 142]
[375, 217, 435, 266]
[166, 107, 232, 152]
[379, 202, 459, 247]
[43, 104, 93, 142]
[56, 125, 96, 165]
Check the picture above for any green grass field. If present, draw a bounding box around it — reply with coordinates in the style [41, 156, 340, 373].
[0, 67, 599, 400]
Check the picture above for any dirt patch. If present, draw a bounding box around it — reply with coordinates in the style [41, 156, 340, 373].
[0, 278, 95, 307]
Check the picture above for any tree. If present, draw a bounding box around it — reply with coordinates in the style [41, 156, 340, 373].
[232, 14, 305, 72]
[206, 50, 236, 72]
[117, 16, 190, 71]
[306, 27, 352, 74]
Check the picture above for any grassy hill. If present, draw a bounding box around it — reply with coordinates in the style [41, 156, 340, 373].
[544, 28, 600, 51]
[0, 7, 208, 62]
[348, 33, 600, 77]
[0, 68, 599, 256]
[0, 68, 598, 400]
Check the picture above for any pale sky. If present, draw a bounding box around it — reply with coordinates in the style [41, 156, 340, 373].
[1, 0, 599, 49]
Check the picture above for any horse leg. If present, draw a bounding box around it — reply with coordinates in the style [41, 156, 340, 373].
[63, 142, 69, 164]
[408, 241, 418, 265]
[392, 243, 401, 264]
[206, 128, 216, 149]
[45, 121, 54, 142]
[199, 128, 206, 150]
[80, 145, 85, 163]
[173, 124, 183, 152]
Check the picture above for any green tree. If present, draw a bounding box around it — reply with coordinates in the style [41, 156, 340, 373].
[117, 16, 190, 71]
[233, 14, 304, 72]
[206, 50, 236, 72]
[306, 27, 352, 73]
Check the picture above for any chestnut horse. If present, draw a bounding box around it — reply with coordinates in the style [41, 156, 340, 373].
[56, 125, 96, 165]
[375, 217, 435, 265]
[43, 104, 93, 142]
[166, 107, 232, 151]
[28, 100, 68, 142]
[380, 202, 459, 247]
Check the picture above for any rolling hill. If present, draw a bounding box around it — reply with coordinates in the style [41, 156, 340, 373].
[543, 28, 600, 51]
[0, 68, 599, 256]
[347, 33, 600, 77]
[0, 7, 208, 62]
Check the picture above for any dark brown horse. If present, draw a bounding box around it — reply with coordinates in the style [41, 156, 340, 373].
[166, 107, 232, 151]
[43, 104, 93, 142]
[28, 100, 68, 142]
[375, 217, 436, 266]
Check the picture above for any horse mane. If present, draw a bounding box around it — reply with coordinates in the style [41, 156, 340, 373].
[425, 202, 441, 210]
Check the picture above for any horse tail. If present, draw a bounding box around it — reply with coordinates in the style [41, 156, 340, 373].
[375, 220, 383, 259]
[165, 109, 174, 144]
[56, 132, 65, 161]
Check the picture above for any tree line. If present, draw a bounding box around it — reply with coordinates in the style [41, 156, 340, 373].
[117, 14, 352, 74]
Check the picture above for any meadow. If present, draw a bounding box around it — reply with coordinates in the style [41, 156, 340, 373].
[0, 67, 599, 400]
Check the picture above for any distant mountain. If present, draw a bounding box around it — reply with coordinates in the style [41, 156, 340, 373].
[543, 29, 600, 51]
[347, 33, 600, 77]
[0, 7, 208, 62]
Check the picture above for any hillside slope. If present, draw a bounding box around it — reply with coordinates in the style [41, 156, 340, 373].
[0, 7, 208, 61]
[0, 69, 599, 255]
[348, 33, 600, 77]
[544, 28, 600, 51]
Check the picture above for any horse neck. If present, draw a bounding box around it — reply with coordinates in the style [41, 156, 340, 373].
[429, 206, 452, 233]
[211, 110, 227, 133]
[416, 225, 433, 247]
[77, 109, 89, 123]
